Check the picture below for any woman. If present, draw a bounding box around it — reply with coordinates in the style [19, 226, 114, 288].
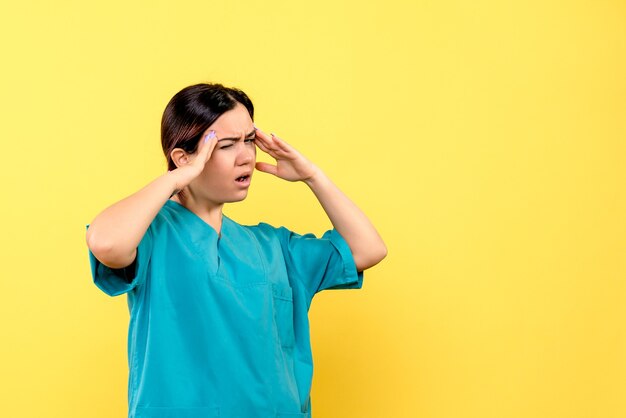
[85, 83, 387, 418]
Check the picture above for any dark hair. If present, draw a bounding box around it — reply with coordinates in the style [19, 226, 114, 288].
[161, 83, 254, 201]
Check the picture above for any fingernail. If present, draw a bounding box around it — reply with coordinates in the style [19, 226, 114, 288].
[205, 131, 216, 142]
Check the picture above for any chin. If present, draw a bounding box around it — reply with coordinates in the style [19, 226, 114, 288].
[224, 192, 249, 203]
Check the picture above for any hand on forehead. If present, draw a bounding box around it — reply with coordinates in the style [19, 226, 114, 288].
[205, 103, 254, 140]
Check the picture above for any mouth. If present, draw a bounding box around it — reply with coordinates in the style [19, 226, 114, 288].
[235, 174, 252, 187]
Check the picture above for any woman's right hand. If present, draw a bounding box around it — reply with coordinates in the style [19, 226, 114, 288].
[87, 130, 218, 268]
[168, 130, 218, 192]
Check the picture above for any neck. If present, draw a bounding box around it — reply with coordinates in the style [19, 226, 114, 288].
[172, 188, 224, 236]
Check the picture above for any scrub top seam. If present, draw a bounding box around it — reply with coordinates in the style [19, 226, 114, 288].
[240, 222, 269, 282]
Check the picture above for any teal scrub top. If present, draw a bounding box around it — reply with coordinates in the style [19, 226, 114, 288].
[86, 199, 364, 418]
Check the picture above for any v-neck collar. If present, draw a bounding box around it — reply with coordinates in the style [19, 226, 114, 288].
[165, 199, 228, 239]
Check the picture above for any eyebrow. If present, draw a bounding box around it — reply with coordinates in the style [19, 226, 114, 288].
[217, 129, 256, 142]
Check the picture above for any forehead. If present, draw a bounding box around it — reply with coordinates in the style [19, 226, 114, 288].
[209, 103, 253, 136]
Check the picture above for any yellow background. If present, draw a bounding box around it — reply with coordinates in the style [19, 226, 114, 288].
[1, 0, 625, 417]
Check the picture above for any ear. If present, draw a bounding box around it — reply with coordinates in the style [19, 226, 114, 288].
[170, 148, 190, 169]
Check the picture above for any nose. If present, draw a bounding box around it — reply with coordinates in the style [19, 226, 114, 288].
[237, 143, 255, 165]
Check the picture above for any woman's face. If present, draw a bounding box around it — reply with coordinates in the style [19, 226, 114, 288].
[188, 102, 257, 204]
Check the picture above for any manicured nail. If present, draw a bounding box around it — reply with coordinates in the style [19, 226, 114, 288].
[205, 131, 216, 142]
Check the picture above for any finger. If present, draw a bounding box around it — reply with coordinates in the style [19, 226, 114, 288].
[254, 138, 273, 153]
[255, 136, 282, 156]
[256, 133, 285, 156]
[255, 162, 278, 176]
[199, 130, 218, 163]
[269, 133, 292, 153]
[254, 138, 274, 155]
[189, 130, 216, 167]
[255, 135, 284, 157]
[254, 126, 272, 141]
[257, 129, 290, 154]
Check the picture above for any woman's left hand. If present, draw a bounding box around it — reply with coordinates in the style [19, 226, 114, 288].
[254, 127, 319, 182]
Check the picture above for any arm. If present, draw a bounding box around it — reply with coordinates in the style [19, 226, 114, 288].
[253, 128, 387, 271]
[303, 169, 387, 271]
[86, 172, 178, 269]
[86, 132, 218, 268]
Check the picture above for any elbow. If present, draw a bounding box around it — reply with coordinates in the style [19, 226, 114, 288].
[375, 243, 388, 265]
[86, 230, 135, 269]
[372, 243, 388, 265]
[86, 227, 112, 258]
[379, 241, 388, 259]
[87, 234, 114, 264]
[354, 242, 388, 272]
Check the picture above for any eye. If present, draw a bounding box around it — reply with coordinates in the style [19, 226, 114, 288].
[220, 144, 233, 149]
[244, 138, 255, 144]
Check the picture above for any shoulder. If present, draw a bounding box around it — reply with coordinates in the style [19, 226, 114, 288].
[227, 219, 298, 251]
[141, 201, 183, 238]
[153, 203, 176, 228]
[230, 219, 285, 239]
[234, 219, 330, 244]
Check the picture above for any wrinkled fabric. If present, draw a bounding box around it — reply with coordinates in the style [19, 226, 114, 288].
[86, 199, 363, 418]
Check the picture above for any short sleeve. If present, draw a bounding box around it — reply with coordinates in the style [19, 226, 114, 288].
[274, 226, 364, 298]
[85, 224, 153, 297]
